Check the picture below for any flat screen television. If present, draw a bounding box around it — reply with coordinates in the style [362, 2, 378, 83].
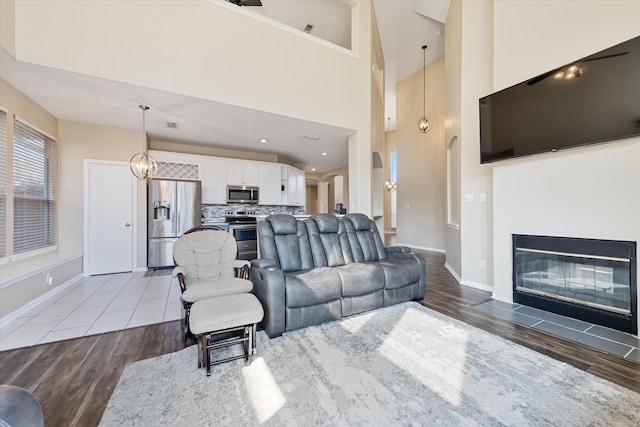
[479, 35, 640, 164]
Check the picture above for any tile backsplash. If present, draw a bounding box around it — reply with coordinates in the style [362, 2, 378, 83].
[201, 204, 305, 223]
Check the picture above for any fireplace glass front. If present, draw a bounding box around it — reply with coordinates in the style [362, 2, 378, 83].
[513, 235, 637, 334]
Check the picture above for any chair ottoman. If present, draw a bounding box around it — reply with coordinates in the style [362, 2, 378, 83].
[189, 293, 264, 376]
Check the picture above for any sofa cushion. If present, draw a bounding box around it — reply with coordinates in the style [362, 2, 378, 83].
[344, 214, 387, 263]
[313, 213, 340, 233]
[377, 258, 423, 289]
[259, 216, 314, 273]
[182, 277, 253, 303]
[173, 229, 237, 280]
[334, 263, 384, 296]
[267, 214, 298, 235]
[305, 214, 354, 267]
[284, 268, 343, 308]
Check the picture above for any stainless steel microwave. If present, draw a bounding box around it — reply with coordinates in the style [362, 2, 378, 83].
[227, 185, 259, 204]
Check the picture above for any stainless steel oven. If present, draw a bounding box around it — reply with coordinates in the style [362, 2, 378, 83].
[226, 211, 258, 260]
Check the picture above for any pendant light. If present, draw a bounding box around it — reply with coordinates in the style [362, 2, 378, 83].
[417, 45, 432, 134]
[130, 104, 158, 180]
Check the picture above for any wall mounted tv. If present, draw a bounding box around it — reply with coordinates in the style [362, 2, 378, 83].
[479, 35, 640, 164]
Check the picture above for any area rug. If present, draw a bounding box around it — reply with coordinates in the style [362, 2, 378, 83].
[100, 302, 640, 426]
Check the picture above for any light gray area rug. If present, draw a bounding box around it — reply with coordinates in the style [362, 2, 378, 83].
[100, 302, 640, 426]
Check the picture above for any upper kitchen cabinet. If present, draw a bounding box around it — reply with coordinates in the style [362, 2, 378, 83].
[226, 160, 258, 186]
[258, 163, 282, 205]
[286, 166, 305, 207]
[200, 157, 227, 204]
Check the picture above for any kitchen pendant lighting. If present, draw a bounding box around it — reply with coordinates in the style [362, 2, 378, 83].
[130, 104, 158, 180]
[417, 45, 432, 134]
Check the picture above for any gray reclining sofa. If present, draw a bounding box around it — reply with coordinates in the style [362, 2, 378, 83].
[249, 213, 427, 338]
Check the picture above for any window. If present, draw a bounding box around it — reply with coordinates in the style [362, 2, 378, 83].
[390, 150, 397, 228]
[0, 110, 6, 258]
[12, 118, 57, 254]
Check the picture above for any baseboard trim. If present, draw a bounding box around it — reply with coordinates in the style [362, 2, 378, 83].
[444, 262, 462, 283]
[397, 243, 446, 254]
[460, 279, 494, 293]
[444, 263, 494, 292]
[0, 274, 84, 328]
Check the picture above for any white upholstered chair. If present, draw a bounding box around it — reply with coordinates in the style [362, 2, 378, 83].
[172, 225, 253, 344]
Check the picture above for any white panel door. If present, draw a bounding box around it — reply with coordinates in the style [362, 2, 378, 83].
[87, 162, 134, 275]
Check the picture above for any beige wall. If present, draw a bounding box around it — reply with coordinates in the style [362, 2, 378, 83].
[0, 78, 83, 319]
[58, 120, 147, 267]
[489, 1, 640, 334]
[395, 56, 446, 251]
[0, 256, 82, 319]
[0, 0, 15, 58]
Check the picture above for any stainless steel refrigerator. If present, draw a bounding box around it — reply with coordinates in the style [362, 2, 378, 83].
[148, 179, 201, 268]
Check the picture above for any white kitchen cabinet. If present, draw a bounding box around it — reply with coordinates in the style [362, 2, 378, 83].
[286, 166, 306, 206]
[226, 160, 259, 186]
[200, 158, 227, 204]
[148, 150, 199, 180]
[258, 163, 282, 205]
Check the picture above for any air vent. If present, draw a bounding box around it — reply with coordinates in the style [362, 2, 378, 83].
[165, 122, 179, 129]
[302, 135, 321, 141]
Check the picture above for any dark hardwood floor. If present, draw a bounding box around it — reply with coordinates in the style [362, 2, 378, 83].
[0, 251, 638, 426]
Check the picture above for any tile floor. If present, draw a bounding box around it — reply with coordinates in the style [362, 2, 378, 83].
[0, 269, 181, 351]
[474, 299, 640, 363]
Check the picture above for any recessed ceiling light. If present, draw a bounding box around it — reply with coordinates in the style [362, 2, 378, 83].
[259, 139, 268, 143]
[311, 168, 316, 171]
[322, 152, 328, 156]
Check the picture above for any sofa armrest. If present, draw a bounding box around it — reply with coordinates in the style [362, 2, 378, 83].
[249, 266, 286, 338]
[386, 246, 412, 254]
[251, 258, 277, 269]
[386, 251, 428, 300]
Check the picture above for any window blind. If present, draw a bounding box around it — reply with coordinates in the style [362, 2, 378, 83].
[12, 118, 57, 254]
[0, 110, 6, 258]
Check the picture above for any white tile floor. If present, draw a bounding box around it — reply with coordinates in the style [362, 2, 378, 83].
[0, 269, 182, 351]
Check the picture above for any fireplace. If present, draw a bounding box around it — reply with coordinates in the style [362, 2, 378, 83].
[513, 235, 637, 335]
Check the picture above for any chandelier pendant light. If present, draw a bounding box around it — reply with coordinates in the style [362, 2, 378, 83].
[417, 45, 433, 134]
[130, 104, 158, 180]
[384, 180, 397, 192]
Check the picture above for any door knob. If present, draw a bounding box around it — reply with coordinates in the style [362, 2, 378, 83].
[125, 223, 131, 227]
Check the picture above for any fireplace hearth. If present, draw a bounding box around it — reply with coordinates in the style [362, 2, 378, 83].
[513, 235, 637, 335]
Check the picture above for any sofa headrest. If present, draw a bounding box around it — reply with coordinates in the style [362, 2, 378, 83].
[345, 213, 372, 231]
[266, 214, 298, 235]
[311, 214, 339, 233]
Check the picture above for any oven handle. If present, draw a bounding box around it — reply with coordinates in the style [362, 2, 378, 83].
[229, 224, 257, 230]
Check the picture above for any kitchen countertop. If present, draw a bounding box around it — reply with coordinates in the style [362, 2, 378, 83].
[252, 214, 344, 221]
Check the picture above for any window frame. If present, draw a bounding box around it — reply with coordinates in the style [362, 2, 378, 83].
[11, 116, 58, 259]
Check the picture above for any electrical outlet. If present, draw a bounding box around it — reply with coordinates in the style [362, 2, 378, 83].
[479, 260, 487, 270]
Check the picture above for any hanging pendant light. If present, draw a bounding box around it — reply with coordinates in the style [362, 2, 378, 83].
[417, 45, 432, 134]
[130, 104, 158, 180]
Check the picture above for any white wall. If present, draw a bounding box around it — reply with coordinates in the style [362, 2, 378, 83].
[490, 1, 640, 334]
[11, 0, 375, 215]
[445, 0, 495, 287]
